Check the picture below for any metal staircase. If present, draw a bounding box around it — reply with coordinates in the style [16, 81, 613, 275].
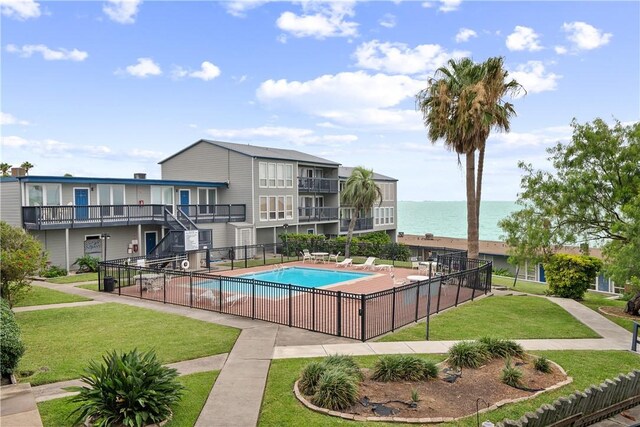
[147, 207, 212, 260]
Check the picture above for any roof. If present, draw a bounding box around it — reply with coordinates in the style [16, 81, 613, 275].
[159, 139, 341, 166]
[10, 175, 227, 188]
[398, 234, 603, 259]
[339, 167, 397, 182]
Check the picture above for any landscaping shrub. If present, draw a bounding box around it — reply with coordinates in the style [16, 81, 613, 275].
[371, 355, 438, 382]
[299, 361, 327, 395]
[68, 349, 184, 427]
[493, 268, 513, 277]
[0, 299, 25, 376]
[447, 341, 490, 368]
[311, 368, 359, 411]
[544, 254, 603, 299]
[501, 357, 523, 387]
[323, 354, 363, 381]
[40, 265, 68, 278]
[533, 356, 552, 373]
[479, 337, 524, 359]
[73, 255, 100, 273]
[281, 234, 410, 261]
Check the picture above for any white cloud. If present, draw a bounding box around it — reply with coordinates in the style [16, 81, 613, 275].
[0, 0, 40, 20]
[1, 112, 29, 125]
[128, 148, 165, 160]
[509, 61, 561, 95]
[455, 28, 477, 43]
[379, 13, 396, 29]
[506, 26, 543, 51]
[353, 40, 468, 75]
[124, 57, 161, 78]
[562, 21, 612, 50]
[276, 34, 288, 44]
[276, 1, 358, 39]
[554, 45, 568, 55]
[103, 0, 141, 24]
[489, 125, 572, 148]
[439, 0, 461, 12]
[6, 44, 88, 61]
[173, 61, 221, 81]
[223, 0, 269, 18]
[421, 2, 433, 8]
[1, 135, 29, 147]
[257, 71, 426, 130]
[205, 126, 358, 146]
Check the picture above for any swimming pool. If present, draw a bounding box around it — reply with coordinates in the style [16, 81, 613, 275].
[238, 267, 371, 288]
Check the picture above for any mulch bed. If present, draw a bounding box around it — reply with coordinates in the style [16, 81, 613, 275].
[598, 306, 640, 320]
[301, 357, 567, 420]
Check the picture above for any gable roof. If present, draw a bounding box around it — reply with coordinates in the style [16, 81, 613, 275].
[339, 167, 397, 182]
[159, 139, 340, 166]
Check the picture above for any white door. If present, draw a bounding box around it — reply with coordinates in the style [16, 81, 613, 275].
[236, 228, 254, 259]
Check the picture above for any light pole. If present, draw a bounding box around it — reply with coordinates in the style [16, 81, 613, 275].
[101, 233, 111, 261]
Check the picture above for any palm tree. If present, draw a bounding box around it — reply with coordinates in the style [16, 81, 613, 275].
[0, 163, 11, 177]
[416, 57, 523, 259]
[20, 161, 34, 175]
[341, 167, 382, 258]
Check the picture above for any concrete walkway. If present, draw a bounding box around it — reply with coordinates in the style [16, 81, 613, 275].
[11, 281, 637, 427]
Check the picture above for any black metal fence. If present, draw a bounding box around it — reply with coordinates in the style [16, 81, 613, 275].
[98, 246, 491, 341]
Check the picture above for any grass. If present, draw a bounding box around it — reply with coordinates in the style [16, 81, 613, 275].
[492, 275, 548, 295]
[13, 286, 91, 307]
[580, 292, 636, 332]
[377, 295, 599, 342]
[38, 370, 218, 427]
[77, 283, 99, 291]
[15, 303, 239, 385]
[259, 351, 640, 427]
[46, 272, 99, 284]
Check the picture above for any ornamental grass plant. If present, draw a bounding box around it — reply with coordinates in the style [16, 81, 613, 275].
[447, 340, 490, 368]
[479, 337, 525, 359]
[371, 355, 438, 382]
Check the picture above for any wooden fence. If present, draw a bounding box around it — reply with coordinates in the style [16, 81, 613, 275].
[498, 370, 640, 427]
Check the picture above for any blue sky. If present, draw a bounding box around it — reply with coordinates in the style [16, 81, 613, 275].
[2, 0, 638, 201]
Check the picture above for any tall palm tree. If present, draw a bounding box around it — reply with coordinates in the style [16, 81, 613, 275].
[20, 161, 34, 175]
[341, 167, 382, 258]
[0, 163, 11, 177]
[416, 57, 523, 259]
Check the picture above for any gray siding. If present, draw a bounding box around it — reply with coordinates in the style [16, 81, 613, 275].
[0, 181, 22, 227]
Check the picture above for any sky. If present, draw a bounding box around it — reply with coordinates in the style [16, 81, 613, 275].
[1, 0, 639, 201]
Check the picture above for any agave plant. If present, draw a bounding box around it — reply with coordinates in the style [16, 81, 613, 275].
[68, 349, 184, 427]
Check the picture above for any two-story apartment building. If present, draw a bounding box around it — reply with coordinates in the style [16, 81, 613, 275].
[1, 139, 398, 270]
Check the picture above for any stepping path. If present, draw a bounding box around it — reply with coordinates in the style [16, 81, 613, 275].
[16, 281, 637, 427]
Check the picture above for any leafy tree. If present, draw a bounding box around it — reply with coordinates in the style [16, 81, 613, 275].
[0, 163, 11, 177]
[340, 167, 382, 258]
[20, 161, 34, 175]
[499, 118, 640, 287]
[544, 254, 603, 299]
[417, 57, 523, 259]
[0, 221, 48, 307]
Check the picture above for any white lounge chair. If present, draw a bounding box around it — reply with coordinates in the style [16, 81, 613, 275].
[354, 257, 376, 270]
[335, 258, 352, 268]
[301, 249, 314, 263]
[390, 273, 406, 286]
[374, 264, 393, 272]
[197, 289, 216, 303]
[328, 252, 341, 263]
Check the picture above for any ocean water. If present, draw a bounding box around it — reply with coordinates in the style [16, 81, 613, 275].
[397, 201, 518, 242]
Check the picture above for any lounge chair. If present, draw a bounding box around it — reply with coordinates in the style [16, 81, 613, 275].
[196, 289, 216, 303]
[225, 293, 247, 307]
[354, 257, 376, 270]
[301, 249, 314, 263]
[335, 258, 352, 268]
[328, 252, 341, 263]
[390, 273, 406, 286]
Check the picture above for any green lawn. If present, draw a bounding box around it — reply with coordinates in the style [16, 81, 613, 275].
[377, 295, 599, 342]
[13, 286, 91, 307]
[16, 303, 239, 385]
[581, 292, 636, 332]
[46, 272, 99, 284]
[76, 283, 99, 291]
[259, 351, 640, 427]
[492, 275, 549, 295]
[38, 370, 218, 427]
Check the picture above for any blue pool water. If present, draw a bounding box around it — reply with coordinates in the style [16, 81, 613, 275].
[238, 267, 371, 288]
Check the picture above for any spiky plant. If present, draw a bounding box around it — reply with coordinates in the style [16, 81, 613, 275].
[299, 362, 327, 395]
[479, 337, 524, 359]
[533, 356, 552, 374]
[311, 369, 359, 410]
[501, 357, 523, 388]
[447, 341, 490, 368]
[372, 355, 439, 382]
[323, 354, 363, 381]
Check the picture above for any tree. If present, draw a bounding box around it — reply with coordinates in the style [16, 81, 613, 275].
[0, 163, 11, 177]
[416, 57, 523, 259]
[0, 221, 48, 307]
[341, 167, 382, 258]
[499, 119, 640, 290]
[20, 161, 34, 175]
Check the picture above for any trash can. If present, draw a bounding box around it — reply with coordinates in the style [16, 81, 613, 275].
[103, 276, 116, 292]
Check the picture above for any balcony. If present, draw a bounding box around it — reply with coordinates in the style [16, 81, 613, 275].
[340, 217, 374, 232]
[298, 177, 339, 193]
[298, 207, 339, 222]
[22, 204, 246, 230]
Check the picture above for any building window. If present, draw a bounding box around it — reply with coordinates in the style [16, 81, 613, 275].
[151, 186, 174, 205]
[277, 164, 284, 188]
[268, 163, 276, 187]
[198, 188, 216, 214]
[277, 196, 285, 220]
[26, 184, 61, 206]
[259, 162, 267, 188]
[374, 207, 379, 225]
[269, 196, 277, 220]
[390, 207, 394, 224]
[259, 196, 268, 221]
[285, 196, 293, 219]
[285, 164, 293, 188]
[97, 184, 125, 206]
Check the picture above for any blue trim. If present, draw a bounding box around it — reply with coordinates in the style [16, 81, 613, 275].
[16, 175, 228, 188]
[0, 177, 19, 182]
